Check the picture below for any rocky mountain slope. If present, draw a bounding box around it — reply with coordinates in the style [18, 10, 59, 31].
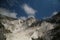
[0, 12, 60, 40]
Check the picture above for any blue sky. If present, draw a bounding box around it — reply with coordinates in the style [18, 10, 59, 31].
[0, 0, 60, 19]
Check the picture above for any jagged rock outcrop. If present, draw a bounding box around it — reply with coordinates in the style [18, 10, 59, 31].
[0, 14, 17, 40]
[0, 12, 60, 40]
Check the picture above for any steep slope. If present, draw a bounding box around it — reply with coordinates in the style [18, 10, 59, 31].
[43, 12, 60, 40]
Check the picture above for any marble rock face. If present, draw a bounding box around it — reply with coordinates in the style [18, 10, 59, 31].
[0, 12, 60, 40]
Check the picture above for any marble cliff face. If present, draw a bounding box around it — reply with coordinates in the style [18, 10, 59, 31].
[0, 12, 60, 40]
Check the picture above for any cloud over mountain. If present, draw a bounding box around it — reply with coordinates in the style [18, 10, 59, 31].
[22, 4, 37, 17]
[0, 8, 17, 18]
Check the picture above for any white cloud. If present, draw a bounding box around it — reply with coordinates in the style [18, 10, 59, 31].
[22, 4, 37, 17]
[0, 8, 17, 18]
[19, 16, 27, 20]
[50, 11, 58, 17]
[43, 12, 58, 19]
[52, 12, 58, 16]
